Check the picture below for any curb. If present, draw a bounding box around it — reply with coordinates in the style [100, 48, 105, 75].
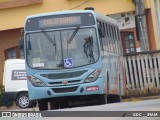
[122, 95, 160, 102]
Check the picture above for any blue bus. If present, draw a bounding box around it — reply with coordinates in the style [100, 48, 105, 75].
[21, 10, 126, 111]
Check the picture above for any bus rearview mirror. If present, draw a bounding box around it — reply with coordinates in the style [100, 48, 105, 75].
[18, 38, 24, 50]
[19, 29, 24, 50]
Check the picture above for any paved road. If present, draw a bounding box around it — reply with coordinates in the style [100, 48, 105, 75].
[55, 99, 160, 111]
[2, 99, 160, 120]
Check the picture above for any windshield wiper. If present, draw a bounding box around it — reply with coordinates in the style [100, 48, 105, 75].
[68, 27, 80, 44]
[41, 30, 57, 54]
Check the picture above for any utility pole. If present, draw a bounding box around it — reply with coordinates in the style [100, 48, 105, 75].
[133, 0, 149, 51]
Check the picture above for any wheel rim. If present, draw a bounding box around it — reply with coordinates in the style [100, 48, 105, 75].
[19, 96, 30, 108]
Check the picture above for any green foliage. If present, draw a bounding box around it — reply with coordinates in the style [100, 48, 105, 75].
[0, 85, 4, 106]
[0, 85, 13, 107]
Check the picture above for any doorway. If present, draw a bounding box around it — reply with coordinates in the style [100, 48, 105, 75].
[121, 32, 136, 54]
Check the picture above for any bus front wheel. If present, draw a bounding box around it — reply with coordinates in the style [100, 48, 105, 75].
[38, 99, 48, 111]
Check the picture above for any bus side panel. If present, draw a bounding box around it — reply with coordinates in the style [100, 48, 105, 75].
[102, 51, 110, 94]
[102, 51, 125, 96]
[119, 56, 126, 96]
[109, 52, 119, 95]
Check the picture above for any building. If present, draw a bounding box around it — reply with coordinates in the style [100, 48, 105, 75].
[0, 0, 160, 85]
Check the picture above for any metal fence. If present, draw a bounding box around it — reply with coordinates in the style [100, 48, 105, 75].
[124, 50, 160, 97]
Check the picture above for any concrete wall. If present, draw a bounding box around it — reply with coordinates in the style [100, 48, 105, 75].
[0, 0, 150, 31]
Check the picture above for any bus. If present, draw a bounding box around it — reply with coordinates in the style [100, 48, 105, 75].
[20, 10, 126, 111]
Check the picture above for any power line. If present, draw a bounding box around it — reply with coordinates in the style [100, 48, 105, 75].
[69, 0, 92, 10]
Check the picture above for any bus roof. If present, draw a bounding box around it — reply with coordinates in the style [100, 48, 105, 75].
[25, 10, 118, 27]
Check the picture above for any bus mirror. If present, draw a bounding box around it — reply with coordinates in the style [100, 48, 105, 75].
[19, 29, 24, 50]
[99, 27, 106, 38]
[18, 38, 24, 50]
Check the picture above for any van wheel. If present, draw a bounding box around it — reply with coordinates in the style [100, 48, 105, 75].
[16, 93, 32, 109]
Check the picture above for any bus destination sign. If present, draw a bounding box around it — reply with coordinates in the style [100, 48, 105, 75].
[39, 16, 81, 28]
[25, 13, 95, 31]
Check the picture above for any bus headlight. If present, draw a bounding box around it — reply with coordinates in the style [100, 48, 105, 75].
[27, 76, 46, 87]
[84, 69, 101, 83]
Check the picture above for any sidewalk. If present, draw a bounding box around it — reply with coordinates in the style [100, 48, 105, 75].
[122, 95, 160, 102]
[1, 95, 160, 110]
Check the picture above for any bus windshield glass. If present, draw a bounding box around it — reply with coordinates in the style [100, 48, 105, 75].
[26, 27, 99, 69]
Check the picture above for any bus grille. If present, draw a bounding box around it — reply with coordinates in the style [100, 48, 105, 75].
[52, 86, 78, 93]
[49, 80, 81, 85]
[41, 70, 87, 79]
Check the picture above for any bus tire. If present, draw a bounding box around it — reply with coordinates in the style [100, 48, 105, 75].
[38, 99, 48, 111]
[16, 93, 32, 109]
[113, 95, 121, 103]
[60, 101, 69, 109]
[98, 94, 107, 105]
[108, 95, 120, 103]
[50, 101, 59, 110]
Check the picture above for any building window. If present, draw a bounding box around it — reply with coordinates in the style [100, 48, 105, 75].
[4, 46, 24, 59]
[121, 32, 136, 54]
[20, 49, 24, 59]
[8, 49, 16, 59]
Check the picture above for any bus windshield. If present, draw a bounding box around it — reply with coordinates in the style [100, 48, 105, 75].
[26, 27, 99, 69]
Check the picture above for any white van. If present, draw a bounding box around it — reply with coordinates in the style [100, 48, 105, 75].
[3, 59, 36, 108]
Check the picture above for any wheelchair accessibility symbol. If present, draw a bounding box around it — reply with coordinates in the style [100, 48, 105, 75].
[64, 58, 73, 67]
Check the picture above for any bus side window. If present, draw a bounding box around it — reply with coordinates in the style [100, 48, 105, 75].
[111, 26, 116, 53]
[106, 24, 111, 52]
[115, 27, 120, 54]
[98, 21, 104, 54]
[113, 27, 118, 54]
[103, 23, 108, 51]
[108, 25, 113, 53]
[118, 29, 123, 55]
[101, 22, 107, 52]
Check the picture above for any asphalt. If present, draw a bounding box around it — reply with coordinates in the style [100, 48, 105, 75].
[1, 95, 160, 111]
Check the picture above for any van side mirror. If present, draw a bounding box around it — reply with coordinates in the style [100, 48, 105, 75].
[98, 27, 106, 38]
[19, 29, 24, 50]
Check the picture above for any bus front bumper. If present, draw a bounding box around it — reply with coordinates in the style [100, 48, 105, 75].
[28, 78, 105, 100]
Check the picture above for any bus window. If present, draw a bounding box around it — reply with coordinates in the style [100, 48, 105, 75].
[115, 28, 121, 54]
[105, 24, 110, 52]
[113, 27, 118, 54]
[98, 21, 104, 54]
[108, 25, 114, 53]
[103, 23, 108, 51]
[106, 24, 110, 52]
[62, 28, 99, 66]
